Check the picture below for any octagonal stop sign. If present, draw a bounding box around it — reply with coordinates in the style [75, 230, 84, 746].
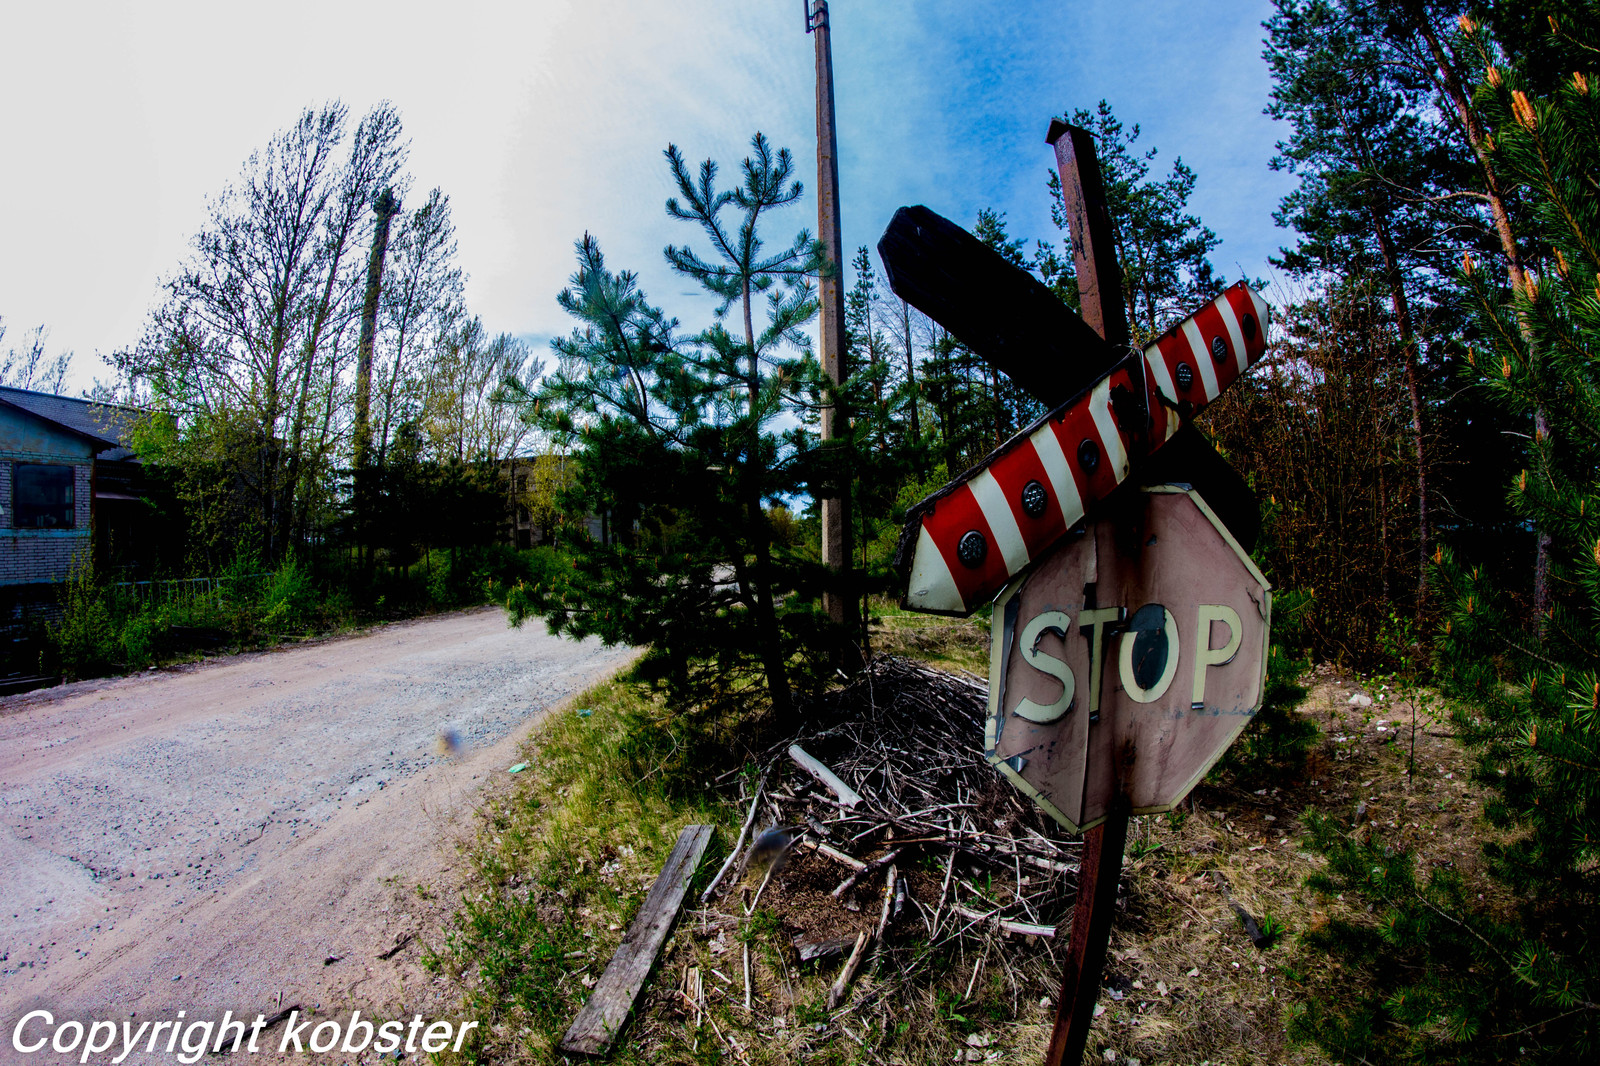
[984, 485, 1271, 832]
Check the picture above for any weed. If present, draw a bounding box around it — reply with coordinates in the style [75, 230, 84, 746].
[1256, 911, 1286, 949]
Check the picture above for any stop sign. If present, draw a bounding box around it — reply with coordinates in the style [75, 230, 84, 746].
[984, 485, 1271, 832]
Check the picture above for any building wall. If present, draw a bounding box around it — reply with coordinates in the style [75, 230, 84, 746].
[0, 408, 96, 588]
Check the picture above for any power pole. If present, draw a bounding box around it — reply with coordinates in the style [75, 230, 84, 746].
[808, 0, 855, 644]
[353, 187, 399, 569]
[354, 188, 399, 471]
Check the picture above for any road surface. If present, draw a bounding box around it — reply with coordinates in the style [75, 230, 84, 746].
[0, 607, 633, 1061]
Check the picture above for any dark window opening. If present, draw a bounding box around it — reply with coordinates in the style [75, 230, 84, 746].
[15, 464, 76, 529]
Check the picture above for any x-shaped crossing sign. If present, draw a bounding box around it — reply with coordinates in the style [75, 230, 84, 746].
[874, 118, 1273, 1066]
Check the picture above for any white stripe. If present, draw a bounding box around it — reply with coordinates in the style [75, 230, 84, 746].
[1030, 425, 1085, 527]
[906, 527, 964, 613]
[1088, 378, 1129, 483]
[1250, 288, 1272, 344]
[1143, 347, 1181, 445]
[1216, 294, 1249, 377]
[1144, 344, 1178, 405]
[1181, 318, 1220, 401]
[969, 471, 1030, 574]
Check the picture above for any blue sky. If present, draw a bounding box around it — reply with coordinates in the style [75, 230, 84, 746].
[0, 1, 1294, 391]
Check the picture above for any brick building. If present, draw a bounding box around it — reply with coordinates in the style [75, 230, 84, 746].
[0, 386, 142, 619]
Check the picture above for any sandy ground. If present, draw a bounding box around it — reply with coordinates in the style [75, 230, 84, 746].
[0, 608, 634, 1062]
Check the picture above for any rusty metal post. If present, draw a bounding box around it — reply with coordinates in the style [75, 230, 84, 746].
[1045, 797, 1129, 1066]
[810, 0, 854, 642]
[1042, 119, 1132, 1066]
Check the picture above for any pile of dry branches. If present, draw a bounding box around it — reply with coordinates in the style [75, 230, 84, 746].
[698, 656, 1084, 1009]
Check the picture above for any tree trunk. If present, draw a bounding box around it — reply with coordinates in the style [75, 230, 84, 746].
[900, 299, 921, 452]
[1411, 11, 1550, 630]
[1369, 205, 1430, 620]
[354, 189, 399, 471]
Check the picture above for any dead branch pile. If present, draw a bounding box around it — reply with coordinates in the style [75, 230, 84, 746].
[701, 656, 1083, 1006]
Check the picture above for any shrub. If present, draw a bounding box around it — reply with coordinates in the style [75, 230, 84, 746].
[51, 555, 120, 680]
[258, 554, 318, 635]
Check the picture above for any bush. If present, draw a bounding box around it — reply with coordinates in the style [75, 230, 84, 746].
[51, 556, 120, 680]
[259, 554, 318, 635]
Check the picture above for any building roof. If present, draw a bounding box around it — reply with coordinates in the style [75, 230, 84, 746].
[0, 386, 141, 461]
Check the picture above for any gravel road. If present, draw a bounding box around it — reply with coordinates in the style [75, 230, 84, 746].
[0, 608, 633, 1061]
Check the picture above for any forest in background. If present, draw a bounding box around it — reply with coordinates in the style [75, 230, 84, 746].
[3, 0, 1597, 1058]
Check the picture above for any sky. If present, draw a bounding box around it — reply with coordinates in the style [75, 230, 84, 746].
[0, 0, 1295, 395]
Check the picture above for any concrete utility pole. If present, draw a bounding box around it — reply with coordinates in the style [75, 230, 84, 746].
[353, 188, 400, 471]
[808, 0, 852, 636]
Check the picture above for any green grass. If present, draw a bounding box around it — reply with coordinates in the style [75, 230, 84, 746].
[430, 676, 736, 1064]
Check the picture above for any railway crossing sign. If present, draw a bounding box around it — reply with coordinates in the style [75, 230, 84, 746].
[985, 485, 1271, 832]
[894, 281, 1271, 617]
[876, 117, 1274, 1066]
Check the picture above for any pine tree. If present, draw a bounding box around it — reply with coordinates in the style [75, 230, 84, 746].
[1294, 32, 1600, 1062]
[1443, 41, 1600, 924]
[1036, 100, 1223, 342]
[507, 136, 831, 722]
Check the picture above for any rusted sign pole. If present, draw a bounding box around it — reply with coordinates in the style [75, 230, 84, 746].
[1042, 118, 1131, 1066]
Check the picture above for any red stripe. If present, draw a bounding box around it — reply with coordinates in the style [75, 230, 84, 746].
[921, 483, 1010, 609]
[1154, 333, 1196, 403]
[985, 438, 1067, 560]
[1223, 284, 1267, 363]
[1047, 376, 1122, 507]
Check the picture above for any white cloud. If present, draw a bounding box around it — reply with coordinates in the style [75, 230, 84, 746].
[0, 1, 1292, 394]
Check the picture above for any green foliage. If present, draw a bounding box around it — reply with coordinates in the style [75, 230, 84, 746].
[507, 134, 909, 721]
[1293, 810, 1598, 1061]
[1290, 21, 1600, 1064]
[259, 554, 318, 634]
[43, 544, 562, 683]
[51, 554, 120, 681]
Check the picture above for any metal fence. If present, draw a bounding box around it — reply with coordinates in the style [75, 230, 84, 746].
[110, 573, 275, 608]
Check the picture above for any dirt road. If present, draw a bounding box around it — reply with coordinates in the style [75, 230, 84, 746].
[0, 608, 633, 1060]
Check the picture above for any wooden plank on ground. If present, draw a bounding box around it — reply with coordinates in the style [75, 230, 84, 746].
[559, 824, 713, 1056]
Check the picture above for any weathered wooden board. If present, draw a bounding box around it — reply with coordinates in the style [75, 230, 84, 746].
[877, 205, 1118, 405]
[559, 824, 713, 1056]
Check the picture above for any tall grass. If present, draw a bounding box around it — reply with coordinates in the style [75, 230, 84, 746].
[43, 544, 568, 681]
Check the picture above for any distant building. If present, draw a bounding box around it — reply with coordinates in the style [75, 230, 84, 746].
[0, 386, 143, 617]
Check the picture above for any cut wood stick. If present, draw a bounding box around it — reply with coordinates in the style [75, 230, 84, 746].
[830, 848, 901, 899]
[796, 837, 867, 871]
[559, 824, 712, 1056]
[702, 779, 763, 903]
[874, 866, 898, 941]
[948, 902, 1056, 937]
[788, 744, 863, 808]
[742, 941, 751, 1010]
[828, 930, 871, 1009]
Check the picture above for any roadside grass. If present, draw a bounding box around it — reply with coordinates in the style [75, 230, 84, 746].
[430, 653, 1502, 1065]
[32, 544, 565, 682]
[428, 675, 736, 1063]
[868, 598, 991, 677]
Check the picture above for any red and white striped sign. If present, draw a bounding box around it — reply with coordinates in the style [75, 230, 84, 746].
[899, 282, 1270, 615]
